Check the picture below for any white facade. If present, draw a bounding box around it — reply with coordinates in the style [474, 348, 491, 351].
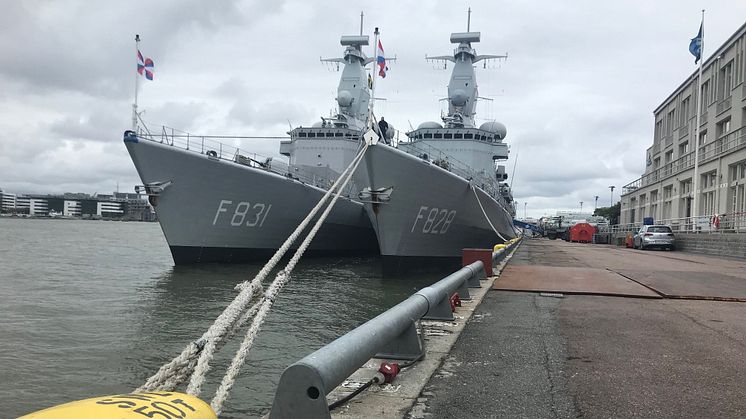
[97, 201, 123, 216]
[621, 22, 746, 225]
[0, 190, 16, 212]
[28, 198, 48, 216]
[63, 200, 81, 217]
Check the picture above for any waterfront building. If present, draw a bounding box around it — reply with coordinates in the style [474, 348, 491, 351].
[0, 189, 16, 213]
[0, 189, 154, 220]
[621, 21, 746, 227]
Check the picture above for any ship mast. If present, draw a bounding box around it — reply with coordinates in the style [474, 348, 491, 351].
[132, 34, 140, 131]
[369, 26, 380, 128]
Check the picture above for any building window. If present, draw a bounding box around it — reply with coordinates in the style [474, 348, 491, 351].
[680, 96, 691, 126]
[681, 179, 692, 195]
[655, 120, 663, 141]
[666, 109, 676, 135]
[653, 157, 660, 169]
[699, 130, 707, 146]
[678, 141, 689, 157]
[665, 150, 673, 164]
[701, 79, 711, 106]
[701, 171, 717, 189]
[717, 119, 731, 138]
[718, 60, 733, 100]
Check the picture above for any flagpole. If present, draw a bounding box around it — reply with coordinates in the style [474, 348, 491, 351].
[132, 34, 140, 131]
[692, 10, 704, 227]
[369, 27, 379, 129]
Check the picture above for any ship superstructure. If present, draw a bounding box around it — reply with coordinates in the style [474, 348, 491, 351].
[354, 22, 516, 272]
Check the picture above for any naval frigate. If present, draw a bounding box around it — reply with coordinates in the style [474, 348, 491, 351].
[355, 27, 517, 272]
[123, 33, 383, 264]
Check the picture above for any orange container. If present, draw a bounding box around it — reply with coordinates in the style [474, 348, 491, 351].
[569, 223, 596, 243]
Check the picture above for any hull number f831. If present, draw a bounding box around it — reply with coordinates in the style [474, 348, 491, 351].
[213, 200, 272, 227]
[411, 206, 456, 234]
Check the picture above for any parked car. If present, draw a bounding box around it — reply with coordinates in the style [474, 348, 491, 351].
[633, 225, 676, 250]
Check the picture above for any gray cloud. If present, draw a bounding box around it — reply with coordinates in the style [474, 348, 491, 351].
[1, 0, 745, 219]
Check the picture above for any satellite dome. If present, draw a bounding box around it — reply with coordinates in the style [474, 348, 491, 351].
[479, 121, 507, 139]
[450, 89, 467, 106]
[417, 121, 443, 129]
[336, 90, 353, 107]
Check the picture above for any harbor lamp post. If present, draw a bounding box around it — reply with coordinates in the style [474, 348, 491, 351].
[580, 201, 583, 213]
[524, 202, 527, 219]
[594, 195, 599, 211]
[609, 186, 615, 206]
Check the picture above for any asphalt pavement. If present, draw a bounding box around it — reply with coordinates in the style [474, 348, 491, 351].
[409, 239, 746, 418]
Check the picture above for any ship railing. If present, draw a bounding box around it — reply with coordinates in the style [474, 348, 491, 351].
[135, 124, 360, 197]
[268, 241, 520, 419]
[394, 140, 506, 205]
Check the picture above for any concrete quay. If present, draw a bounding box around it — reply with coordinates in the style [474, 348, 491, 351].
[330, 239, 746, 418]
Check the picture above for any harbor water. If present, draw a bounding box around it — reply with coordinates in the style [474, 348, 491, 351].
[0, 218, 440, 418]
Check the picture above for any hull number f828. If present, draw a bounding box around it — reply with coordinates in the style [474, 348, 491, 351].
[411, 206, 456, 234]
[213, 200, 272, 227]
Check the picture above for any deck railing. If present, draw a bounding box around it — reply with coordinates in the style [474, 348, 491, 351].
[623, 126, 746, 195]
[134, 124, 360, 197]
[604, 212, 746, 234]
[395, 140, 509, 209]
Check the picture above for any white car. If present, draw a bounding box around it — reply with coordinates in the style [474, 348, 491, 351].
[633, 225, 676, 250]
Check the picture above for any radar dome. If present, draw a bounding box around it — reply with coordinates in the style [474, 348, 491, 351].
[450, 89, 467, 106]
[336, 90, 353, 107]
[311, 121, 324, 128]
[417, 121, 443, 129]
[479, 121, 507, 139]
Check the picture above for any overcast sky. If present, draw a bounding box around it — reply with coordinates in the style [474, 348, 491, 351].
[1, 0, 745, 218]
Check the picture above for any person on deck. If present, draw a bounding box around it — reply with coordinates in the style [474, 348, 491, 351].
[378, 117, 390, 144]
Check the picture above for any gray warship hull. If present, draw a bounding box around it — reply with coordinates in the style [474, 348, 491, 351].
[355, 144, 515, 271]
[125, 137, 378, 264]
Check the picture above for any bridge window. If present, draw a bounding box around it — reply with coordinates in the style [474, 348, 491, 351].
[308, 132, 316, 138]
[444, 133, 453, 139]
[464, 133, 473, 139]
[335, 132, 343, 137]
[454, 133, 463, 139]
[434, 133, 443, 139]
[326, 132, 334, 137]
[299, 132, 307, 137]
[424, 133, 432, 139]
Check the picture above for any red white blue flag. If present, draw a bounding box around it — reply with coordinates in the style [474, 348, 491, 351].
[376, 40, 387, 78]
[137, 50, 154, 80]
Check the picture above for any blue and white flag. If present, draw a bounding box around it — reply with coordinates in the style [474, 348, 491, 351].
[689, 23, 703, 64]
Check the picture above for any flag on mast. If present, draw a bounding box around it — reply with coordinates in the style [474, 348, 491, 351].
[137, 50, 155, 80]
[689, 23, 703, 64]
[376, 39, 388, 78]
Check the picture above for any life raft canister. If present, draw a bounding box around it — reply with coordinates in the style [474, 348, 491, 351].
[18, 391, 217, 419]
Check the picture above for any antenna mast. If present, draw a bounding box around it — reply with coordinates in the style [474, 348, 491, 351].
[369, 26, 380, 127]
[360, 11, 364, 36]
[467, 7, 471, 31]
[132, 34, 140, 131]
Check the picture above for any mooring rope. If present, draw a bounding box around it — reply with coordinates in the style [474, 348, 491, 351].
[471, 184, 509, 242]
[137, 143, 368, 396]
[209, 142, 369, 415]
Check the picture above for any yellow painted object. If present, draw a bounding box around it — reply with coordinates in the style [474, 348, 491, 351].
[19, 391, 217, 419]
[493, 244, 506, 251]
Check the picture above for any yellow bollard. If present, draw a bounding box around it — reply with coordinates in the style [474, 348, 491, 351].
[19, 392, 217, 419]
